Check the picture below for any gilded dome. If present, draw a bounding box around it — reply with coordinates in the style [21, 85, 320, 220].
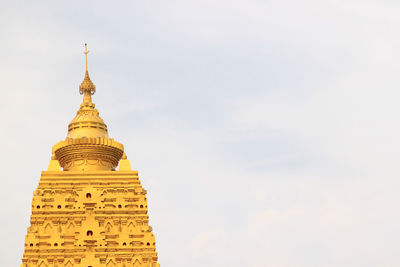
[67, 101, 109, 139]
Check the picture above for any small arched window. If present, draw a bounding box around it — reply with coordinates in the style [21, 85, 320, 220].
[87, 230, 93, 236]
[86, 193, 91, 198]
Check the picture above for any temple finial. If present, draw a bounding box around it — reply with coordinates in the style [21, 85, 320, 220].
[84, 43, 89, 71]
[79, 43, 96, 96]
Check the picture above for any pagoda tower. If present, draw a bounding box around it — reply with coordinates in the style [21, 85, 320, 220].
[21, 45, 160, 267]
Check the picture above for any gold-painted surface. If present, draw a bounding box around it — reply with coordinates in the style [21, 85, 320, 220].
[21, 45, 160, 266]
[119, 153, 133, 171]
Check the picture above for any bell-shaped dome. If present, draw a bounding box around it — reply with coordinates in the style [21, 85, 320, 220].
[67, 101, 109, 139]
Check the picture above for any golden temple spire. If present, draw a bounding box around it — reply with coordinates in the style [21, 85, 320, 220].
[84, 43, 89, 71]
[79, 43, 96, 98]
[68, 43, 109, 140]
[21, 46, 159, 267]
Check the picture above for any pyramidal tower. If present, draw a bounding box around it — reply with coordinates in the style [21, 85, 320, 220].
[21, 45, 160, 267]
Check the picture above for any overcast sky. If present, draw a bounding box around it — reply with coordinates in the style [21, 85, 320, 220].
[1, 1, 400, 266]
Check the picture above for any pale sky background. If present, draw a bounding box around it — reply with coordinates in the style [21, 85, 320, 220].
[1, 0, 400, 266]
